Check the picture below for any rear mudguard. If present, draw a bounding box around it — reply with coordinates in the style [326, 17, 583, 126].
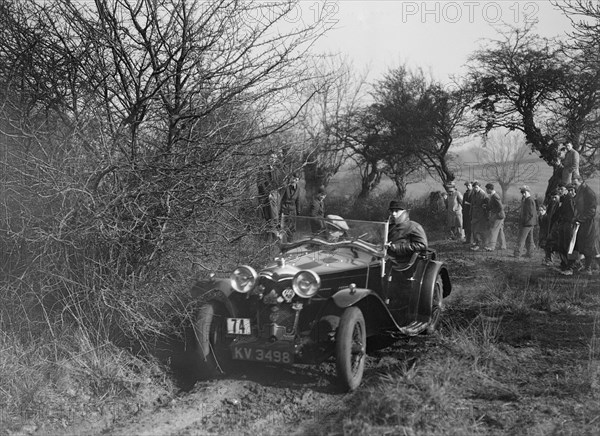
[416, 261, 451, 320]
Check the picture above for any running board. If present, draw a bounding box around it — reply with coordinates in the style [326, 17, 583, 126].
[384, 321, 429, 337]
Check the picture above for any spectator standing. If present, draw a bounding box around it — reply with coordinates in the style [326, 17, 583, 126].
[572, 175, 599, 274]
[257, 152, 282, 230]
[560, 141, 580, 185]
[280, 173, 301, 240]
[556, 184, 577, 275]
[537, 204, 550, 262]
[444, 183, 465, 241]
[462, 181, 473, 244]
[309, 187, 327, 234]
[542, 188, 562, 266]
[484, 183, 506, 251]
[514, 185, 538, 258]
[469, 181, 489, 251]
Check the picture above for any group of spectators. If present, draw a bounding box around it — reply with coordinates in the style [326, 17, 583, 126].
[442, 180, 508, 252]
[440, 141, 599, 275]
[256, 151, 330, 239]
[538, 175, 599, 275]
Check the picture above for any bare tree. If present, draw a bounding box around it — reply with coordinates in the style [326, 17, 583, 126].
[370, 66, 470, 187]
[468, 22, 600, 202]
[294, 55, 369, 199]
[468, 23, 564, 166]
[475, 129, 539, 202]
[0, 0, 331, 341]
[550, 0, 600, 177]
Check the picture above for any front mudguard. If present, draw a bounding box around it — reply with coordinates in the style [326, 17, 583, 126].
[189, 276, 238, 318]
[328, 287, 399, 336]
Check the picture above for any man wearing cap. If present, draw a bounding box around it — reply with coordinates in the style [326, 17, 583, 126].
[571, 175, 599, 274]
[445, 182, 465, 241]
[387, 201, 428, 263]
[462, 181, 473, 244]
[484, 183, 506, 251]
[469, 181, 489, 251]
[280, 173, 302, 240]
[514, 185, 537, 258]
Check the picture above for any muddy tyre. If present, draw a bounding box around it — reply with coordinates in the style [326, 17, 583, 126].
[335, 306, 366, 391]
[193, 302, 232, 377]
[425, 275, 443, 335]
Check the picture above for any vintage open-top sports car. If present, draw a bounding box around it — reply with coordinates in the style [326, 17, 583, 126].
[190, 215, 452, 391]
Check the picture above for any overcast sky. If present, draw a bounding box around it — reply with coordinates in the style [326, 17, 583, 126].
[305, 0, 574, 83]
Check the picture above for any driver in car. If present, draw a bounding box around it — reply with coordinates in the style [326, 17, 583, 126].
[386, 200, 428, 263]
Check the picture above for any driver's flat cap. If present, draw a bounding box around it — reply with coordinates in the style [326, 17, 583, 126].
[388, 200, 404, 211]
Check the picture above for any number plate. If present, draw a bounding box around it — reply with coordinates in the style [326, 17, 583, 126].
[231, 345, 294, 364]
[226, 318, 251, 335]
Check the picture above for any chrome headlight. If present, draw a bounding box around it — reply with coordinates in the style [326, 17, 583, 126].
[292, 270, 321, 298]
[230, 265, 258, 293]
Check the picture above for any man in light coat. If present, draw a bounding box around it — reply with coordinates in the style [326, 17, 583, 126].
[560, 141, 580, 185]
[444, 183, 464, 241]
[484, 183, 506, 251]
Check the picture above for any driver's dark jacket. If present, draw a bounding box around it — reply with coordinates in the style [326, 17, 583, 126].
[387, 220, 428, 262]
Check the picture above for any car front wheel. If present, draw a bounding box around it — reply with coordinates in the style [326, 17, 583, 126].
[335, 306, 366, 391]
[193, 301, 232, 377]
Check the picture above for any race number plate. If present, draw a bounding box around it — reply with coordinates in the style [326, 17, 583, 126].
[226, 318, 251, 335]
[231, 345, 293, 364]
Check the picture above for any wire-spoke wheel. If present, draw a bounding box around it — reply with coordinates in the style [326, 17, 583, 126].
[335, 306, 366, 391]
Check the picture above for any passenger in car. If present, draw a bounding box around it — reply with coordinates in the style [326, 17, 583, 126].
[386, 200, 428, 263]
[325, 214, 349, 242]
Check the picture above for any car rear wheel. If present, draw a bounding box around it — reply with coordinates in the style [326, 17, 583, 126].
[193, 301, 232, 377]
[425, 275, 443, 334]
[335, 306, 366, 391]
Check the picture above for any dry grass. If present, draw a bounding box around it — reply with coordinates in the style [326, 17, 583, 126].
[310, 255, 600, 436]
[0, 318, 173, 432]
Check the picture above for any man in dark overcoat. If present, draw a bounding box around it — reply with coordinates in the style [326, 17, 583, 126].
[386, 201, 428, 263]
[257, 152, 283, 230]
[572, 175, 599, 274]
[556, 184, 577, 275]
[309, 187, 327, 234]
[280, 173, 301, 240]
[462, 181, 473, 244]
[469, 181, 489, 251]
[514, 185, 537, 258]
[541, 188, 562, 265]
